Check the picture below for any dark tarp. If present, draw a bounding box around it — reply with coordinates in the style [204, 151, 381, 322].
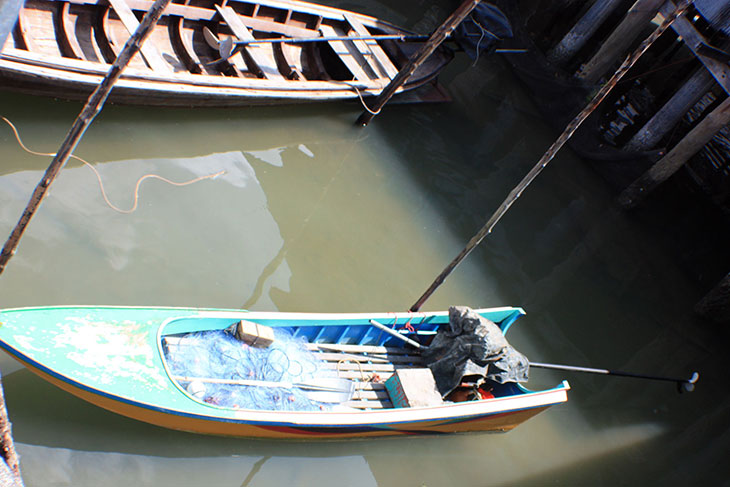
[422, 306, 529, 397]
[452, 4, 513, 60]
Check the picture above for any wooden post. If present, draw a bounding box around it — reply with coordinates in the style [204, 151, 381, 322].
[356, 0, 481, 127]
[0, 377, 22, 487]
[0, 0, 172, 276]
[618, 95, 730, 209]
[410, 0, 691, 312]
[547, 0, 624, 65]
[695, 273, 730, 323]
[577, 0, 665, 84]
[625, 68, 716, 151]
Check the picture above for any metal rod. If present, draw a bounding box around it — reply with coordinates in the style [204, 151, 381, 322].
[530, 362, 699, 392]
[409, 0, 692, 312]
[369, 320, 424, 349]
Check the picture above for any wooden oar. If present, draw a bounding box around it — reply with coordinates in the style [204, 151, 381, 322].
[174, 376, 356, 403]
[530, 363, 699, 393]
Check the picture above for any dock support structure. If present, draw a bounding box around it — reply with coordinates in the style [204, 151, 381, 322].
[356, 0, 481, 127]
[618, 96, 730, 208]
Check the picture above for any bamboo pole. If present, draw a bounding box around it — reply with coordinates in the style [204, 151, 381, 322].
[410, 0, 691, 312]
[0, 0, 172, 276]
[618, 95, 730, 209]
[356, 0, 482, 127]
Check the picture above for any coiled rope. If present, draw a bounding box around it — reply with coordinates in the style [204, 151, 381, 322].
[2, 116, 224, 214]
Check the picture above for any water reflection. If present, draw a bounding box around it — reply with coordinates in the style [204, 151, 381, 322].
[0, 151, 289, 309]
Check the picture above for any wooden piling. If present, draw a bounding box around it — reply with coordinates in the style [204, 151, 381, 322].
[618, 95, 730, 209]
[547, 0, 624, 65]
[0, 0, 172, 276]
[0, 378, 21, 487]
[356, 0, 481, 127]
[625, 68, 716, 151]
[577, 0, 665, 84]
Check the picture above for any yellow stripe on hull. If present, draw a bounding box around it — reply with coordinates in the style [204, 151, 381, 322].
[21, 359, 551, 439]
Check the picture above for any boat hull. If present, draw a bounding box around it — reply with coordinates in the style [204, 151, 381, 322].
[0, 0, 453, 106]
[0, 306, 569, 439]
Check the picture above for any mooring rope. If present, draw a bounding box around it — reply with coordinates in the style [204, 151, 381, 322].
[2, 116, 225, 214]
[347, 85, 382, 115]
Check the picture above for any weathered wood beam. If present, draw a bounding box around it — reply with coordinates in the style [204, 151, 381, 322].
[0, 0, 173, 275]
[547, 0, 624, 65]
[625, 68, 716, 151]
[618, 96, 730, 209]
[577, 0, 665, 84]
[356, 0, 482, 126]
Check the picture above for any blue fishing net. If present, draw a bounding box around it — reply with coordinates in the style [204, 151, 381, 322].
[165, 328, 333, 411]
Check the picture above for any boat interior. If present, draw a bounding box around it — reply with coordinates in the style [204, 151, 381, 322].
[159, 314, 528, 411]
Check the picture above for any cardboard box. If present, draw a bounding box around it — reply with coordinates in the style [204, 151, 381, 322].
[234, 320, 275, 348]
[385, 368, 444, 408]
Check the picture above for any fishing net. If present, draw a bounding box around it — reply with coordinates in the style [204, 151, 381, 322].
[165, 328, 333, 411]
[422, 306, 529, 397]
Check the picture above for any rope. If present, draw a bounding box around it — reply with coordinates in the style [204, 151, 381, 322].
[2, 116, 225, 214]
[348, 85, 381, 115]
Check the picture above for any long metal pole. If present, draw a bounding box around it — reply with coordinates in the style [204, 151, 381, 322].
[0, 0, 172, 276]
[409, 0, 692, 312]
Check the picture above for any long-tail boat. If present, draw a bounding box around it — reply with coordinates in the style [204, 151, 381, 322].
[0, 305, 569, 439]
[0, 0, 453, 106]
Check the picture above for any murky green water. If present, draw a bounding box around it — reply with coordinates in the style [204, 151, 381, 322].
[1, 1, 728, 485]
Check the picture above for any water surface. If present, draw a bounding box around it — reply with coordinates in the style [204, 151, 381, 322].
[0, 1, 728, 485]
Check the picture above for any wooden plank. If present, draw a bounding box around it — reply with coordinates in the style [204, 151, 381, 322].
[319, 22, 375, 81]
[313, 351, 422, 364]
[344, 13, 397, 79]
[322, 362, 419, 372]
[343, 399, 392, 409]
[660, 0, 730, 95]
[107, 0, 171, 71]
[55, 0, 320, 37]
[305, 342, 414, 355]
[215, 5, 284, 80]
[334, 370, 393, 380]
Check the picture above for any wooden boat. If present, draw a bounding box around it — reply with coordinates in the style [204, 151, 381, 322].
[0, 305, 569, 439]
[0, 0, 453, 106]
